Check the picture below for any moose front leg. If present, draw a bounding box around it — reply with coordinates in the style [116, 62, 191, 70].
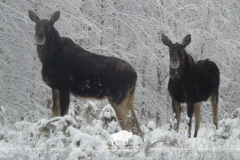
[172, 100, 181, 132]
[193, 102, 202, 137]
[52, 89, 60, 117]
[187, 101, 194, 138]
[59, 88, 70, 116]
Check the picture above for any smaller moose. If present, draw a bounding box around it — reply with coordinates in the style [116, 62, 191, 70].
[162, 34, 220, 137]
[28, 10, 141, 135]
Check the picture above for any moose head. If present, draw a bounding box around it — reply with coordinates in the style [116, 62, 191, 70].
[28, 10, 60, 45]
[162, 34, 191, 69]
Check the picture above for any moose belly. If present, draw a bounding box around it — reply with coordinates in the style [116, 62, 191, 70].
[171, 84, 212, 103]
[71, 81, 107, 99]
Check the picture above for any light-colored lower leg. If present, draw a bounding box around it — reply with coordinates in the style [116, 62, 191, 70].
[193, 102, 201, 137]
[188, 125, 192, 138]
[172, 100, 181, 132]
[127, 94, 141, 135]
[52, 89, 60, 117]
[112, 95, 131, 131]
[210, 96, 218, 129]
[175, 108, 181, 133]
[112, 93, 140, 134]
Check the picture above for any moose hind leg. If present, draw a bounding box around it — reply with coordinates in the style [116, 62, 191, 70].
[111, 96, 132, 130]
[108, 93, 129, 130]
[172, 100, 181, 132]
[59, 88, 70, 116]
[126, 93, 141, 135]
[210, 94, 218, 129]
[108, 91, 140, 135]
[193, 102, 202, 137]
[52, 89, 60, 117]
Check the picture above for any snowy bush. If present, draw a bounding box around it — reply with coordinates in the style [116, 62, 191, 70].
[67, 126, 105, 158]
[15, 115, 77, 143]
[216, 108, 240, 139]
[68, 150, 88, 160]
[147, 121, 156, 131]
[80, 101, 98, 124]
[1, 107, 240, 159]
[99, 104, 119, 133]
[231, 108, 240, 119]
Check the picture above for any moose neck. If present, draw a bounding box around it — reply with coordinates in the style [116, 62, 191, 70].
[170, 51, 194, 80]
[37, 27, 60, 64]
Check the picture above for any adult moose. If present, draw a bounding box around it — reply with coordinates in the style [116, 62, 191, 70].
[162, 34, 220, 137]
[28, 10, 141, 134]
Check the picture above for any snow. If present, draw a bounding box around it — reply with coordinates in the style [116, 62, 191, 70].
[185, 116, 190, 124]
[68, 150, 88, 160]
[98, 104, 117, 120]
[107, 121, 119, 134]
[147, 121, 156, 131]
[1, 108, 240, 159]
[1, 106, 5, 114]
[0, 0, 240, 159]
[134, 151, 146, 160]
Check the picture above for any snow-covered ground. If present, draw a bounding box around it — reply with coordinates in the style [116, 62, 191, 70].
[0, 103, 239, 160]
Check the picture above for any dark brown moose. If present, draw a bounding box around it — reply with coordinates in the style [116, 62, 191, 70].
[162, 34, 220, 137]
[28, 10, 141, 134]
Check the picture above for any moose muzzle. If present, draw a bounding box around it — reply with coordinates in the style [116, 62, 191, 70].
[170, 53, 180, 69]
[35, 26, 46, 45]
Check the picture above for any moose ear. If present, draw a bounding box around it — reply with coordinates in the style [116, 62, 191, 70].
[162, 34, 172, 47]
[182, 34, 191, 47]
[28, 10, 39, 22]
[50, 11, 60, 23]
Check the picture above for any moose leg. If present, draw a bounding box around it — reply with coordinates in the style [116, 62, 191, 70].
[110, 97, 129, 131]
[187, 101, 194, 138]
[210, 94, 218, 129]
[172, 100, 181, 132]
[126, 93, 141, 135]
[52, 89, 60, 117]
[109, 92, 140, 135]
[59, 88, 70, 116]
[193, 102, 201, 137]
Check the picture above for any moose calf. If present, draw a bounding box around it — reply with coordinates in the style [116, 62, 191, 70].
[162, 34, 220, 137]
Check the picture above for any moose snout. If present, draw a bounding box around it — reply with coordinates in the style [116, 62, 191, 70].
[170, 57, 180, 69]
[35, 27, 46, 45]
[36, 36, 46, 45]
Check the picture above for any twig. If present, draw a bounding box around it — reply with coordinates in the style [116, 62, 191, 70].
[149, 140, 166, 147]
[144, 74, 168, 94]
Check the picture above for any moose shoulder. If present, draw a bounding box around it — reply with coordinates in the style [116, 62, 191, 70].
[28, 10, 141, 135]
[162, 34, 220, 137]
